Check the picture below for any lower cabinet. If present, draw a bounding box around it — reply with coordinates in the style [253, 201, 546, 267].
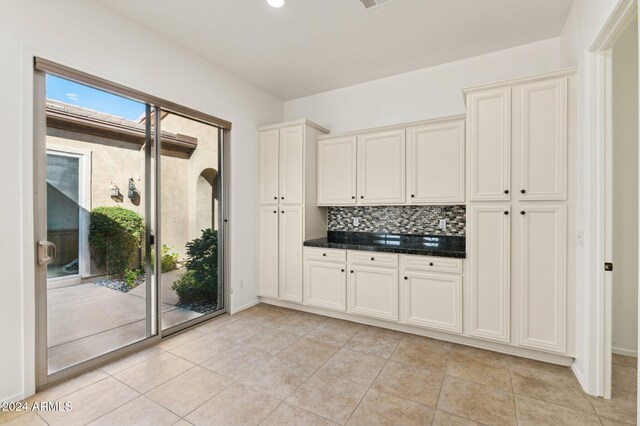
[400, 270, 462, 333]
[257, 206, 279, 298]
[347, 265, 399, 321]
[303, 258, 347, 311]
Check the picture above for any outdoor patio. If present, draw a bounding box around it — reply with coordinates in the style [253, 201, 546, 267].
[47, 270, 203, 373]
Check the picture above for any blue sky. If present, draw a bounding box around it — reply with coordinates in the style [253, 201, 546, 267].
[46, 75, 146, 121]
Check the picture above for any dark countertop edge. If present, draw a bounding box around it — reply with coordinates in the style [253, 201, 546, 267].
[303, 240, 466, 259]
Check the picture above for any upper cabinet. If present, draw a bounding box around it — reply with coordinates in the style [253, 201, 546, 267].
[317, 116, 465, 206]
[358, 129, 406, 205]
[467, 87, 512, 201]
[258, 129, 280, 205]
[515, 77, 568, 201]
[407, 117, 465, 204]
[465, 73, 570, 202]
[317, 135, 357, 205]
[278, 125, 305, 204]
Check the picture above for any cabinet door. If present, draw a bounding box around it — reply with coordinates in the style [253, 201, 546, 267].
[467, 88, 511, 201]
[400, 270, 462, 333]
[303, 261, 346, 311]
[279, 205, 303, 303]
[357, 129, 406, 204]
[257, 206, 279, 298]
[279, 125, 304, 204]
[347, 265, 398, 321]
[258, 129, 280, 205]
[518, 205, 567, 353]
[468, 206, 511, 342]
[517, 78, 568, 200]
[407, 120, 465, 204]
[317, 136, 357, 205]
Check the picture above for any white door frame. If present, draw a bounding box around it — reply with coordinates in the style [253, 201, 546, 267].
[586, 0, 637, 399]
[45, 145, 92, 286]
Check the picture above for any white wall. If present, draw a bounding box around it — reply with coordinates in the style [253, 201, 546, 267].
[559, 0, 626, 395]
[284, 38, 562, 132]
[612, 17, 639, 356]
[0, 0, 283, 403]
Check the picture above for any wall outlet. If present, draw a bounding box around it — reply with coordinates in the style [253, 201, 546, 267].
[353, 217, 359, 227]
[438, 219, 447, 231]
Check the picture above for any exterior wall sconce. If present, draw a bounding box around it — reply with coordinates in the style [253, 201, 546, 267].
[128, 177, 137, 200]
[110, 182, 121, 199]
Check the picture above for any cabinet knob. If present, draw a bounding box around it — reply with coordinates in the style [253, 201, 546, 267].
[281, 196, 285, 199]
[322, 253, 326, 256]
[404, 276, 408, 280]
[504, 189, 509, 194]
[273, 210, 277, 213]
[411, 194, 415, 198]
[352, 196, 355, 199]
[274, 196, 277, 200]
[504, 211, 509, 215]
[429, 262, 434, 266]
[360, 195, 364, 199]
[370, 257, 375, 261]
[521, 211, 526, 215]
[521, 189, 526, 194]
[341, 269, 345, 272]
[281, 210, 285, 213]
[350, 270, 354, 273]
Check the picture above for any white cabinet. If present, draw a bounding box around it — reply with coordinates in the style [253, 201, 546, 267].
[303, 248, 347, 312]
[257, 119, 329, 302]
[279, 205, 304, 303]
[257, 206, 279, 298]
[347, 264, 398, 321]
[400, 270, 462, 333]
[279, 125, 305, 205]
[467, 87, 511, 201]
[258, 129, 280, 205]
[317, 135, 357, 205]
[516, 78, 568, 201]
[357, 129, 406, 205]
[407, 118, 465, 204]
[518, 205, 567, 353]
[468, 206, 511, 343]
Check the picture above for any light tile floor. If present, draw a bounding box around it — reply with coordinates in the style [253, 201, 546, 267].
[3, 303, 636, 425]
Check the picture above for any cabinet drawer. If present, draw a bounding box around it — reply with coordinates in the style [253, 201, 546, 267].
[304, 247, 346, 263]
[349, 251, 398, 268]
[402, 255, 463, 274]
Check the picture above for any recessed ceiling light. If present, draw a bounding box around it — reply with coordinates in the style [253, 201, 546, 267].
[267, 0, 285, 8]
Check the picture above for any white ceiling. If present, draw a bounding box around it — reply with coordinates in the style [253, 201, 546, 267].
[99, 0, 575, 101]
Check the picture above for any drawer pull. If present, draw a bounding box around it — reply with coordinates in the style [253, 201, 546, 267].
[429, 262, 434, 266]
[404, 276, 408, 280]
[350, 270, 354, 273]
[341, 269, 345, 272]
[370, 257, 375, 261]
[322, 253, 326, 256]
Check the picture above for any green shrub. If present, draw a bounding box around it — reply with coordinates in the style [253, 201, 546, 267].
[89, 206, 144, 278]
[123, 268, 141, 289]
[151, 244, 179, 273]
[172, 228, 218, 305]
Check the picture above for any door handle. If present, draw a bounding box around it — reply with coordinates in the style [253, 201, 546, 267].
[37, 241, 56, 265]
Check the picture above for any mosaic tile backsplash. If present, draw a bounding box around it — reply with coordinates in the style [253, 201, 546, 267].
[327, 205, 466, 236]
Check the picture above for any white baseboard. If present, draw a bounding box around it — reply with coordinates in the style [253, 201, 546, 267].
[571, 362, 590, 394]
[229, 299, 259, 315]
[612, 346, 638, 357]
[1, 391, 25, 404]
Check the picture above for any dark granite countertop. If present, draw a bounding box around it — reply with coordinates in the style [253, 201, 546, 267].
[304, 231, 465, 258]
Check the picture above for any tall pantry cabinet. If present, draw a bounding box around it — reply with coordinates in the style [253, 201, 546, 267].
[465, 69, 576, 355]
[257, 120, 329, 303]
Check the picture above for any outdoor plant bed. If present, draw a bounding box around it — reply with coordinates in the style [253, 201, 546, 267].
[94, 273, 144, 293]
[175, 301, 219, 315]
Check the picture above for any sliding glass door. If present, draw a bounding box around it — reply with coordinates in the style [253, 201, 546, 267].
[35, 65, 227, 387]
